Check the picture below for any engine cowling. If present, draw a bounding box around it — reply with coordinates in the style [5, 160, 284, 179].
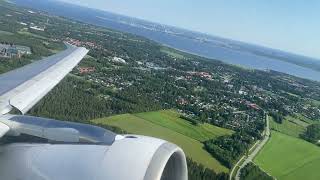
[99, 135, 188, 180]
[0, 115, 188, 180]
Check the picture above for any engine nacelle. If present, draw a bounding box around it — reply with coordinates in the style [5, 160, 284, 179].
[99, 135, 188, 180]
[0, 115, 188, 180]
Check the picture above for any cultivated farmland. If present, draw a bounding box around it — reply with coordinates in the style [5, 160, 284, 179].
[134, 110, 233, 142]
[92, 110, 233, 173]
[254, 131, 320, 180]
[270, 116, 305, 138]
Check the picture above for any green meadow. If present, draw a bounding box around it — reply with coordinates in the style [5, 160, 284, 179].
[92, 110, 233, 173]
[0, 30, 14, 35]
[134, 110, 233, 142]
[160, 47, 185, 59]
[255, 131, 320, 180]
[270, 116, 305, 138]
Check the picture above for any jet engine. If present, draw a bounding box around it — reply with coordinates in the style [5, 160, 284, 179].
[0, 115, 188, 180]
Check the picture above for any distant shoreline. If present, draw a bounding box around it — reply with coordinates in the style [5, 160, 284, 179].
[11, 0, 320, 82]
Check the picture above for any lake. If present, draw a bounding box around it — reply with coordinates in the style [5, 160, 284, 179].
[12, 0, 320, 82]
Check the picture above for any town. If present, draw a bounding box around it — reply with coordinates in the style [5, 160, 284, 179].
[0, 43, 31, 58]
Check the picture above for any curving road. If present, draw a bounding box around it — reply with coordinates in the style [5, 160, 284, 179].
[230, 113, 270, 180]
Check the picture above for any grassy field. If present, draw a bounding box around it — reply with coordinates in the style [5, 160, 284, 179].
[92, 110, 233, 172]
[0, 30, 14, 35]
[306, 99, 320, 108]
[270, 113, 320, 138]
[17, 30, 48, 40]
[286, 115, 310, 127]
[254, 131, 320, 180]
[312, 100, 320, 107]
[160, 47, 185, 59]
[270, 116, 305, 138]
[294, 113, 320, 124]
[134, 110, 233, 142]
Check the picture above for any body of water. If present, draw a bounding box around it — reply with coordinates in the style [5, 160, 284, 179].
[12, 0, 320, 82]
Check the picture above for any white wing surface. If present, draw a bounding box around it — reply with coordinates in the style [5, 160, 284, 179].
[0, 45, 89, 115]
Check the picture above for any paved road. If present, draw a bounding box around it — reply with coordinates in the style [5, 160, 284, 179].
[230, 114, 270, 180]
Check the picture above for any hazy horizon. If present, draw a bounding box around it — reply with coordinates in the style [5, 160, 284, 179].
[58, 0, 320, 60]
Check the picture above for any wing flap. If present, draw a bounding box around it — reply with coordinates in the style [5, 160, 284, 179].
[0, 46, 89, 114]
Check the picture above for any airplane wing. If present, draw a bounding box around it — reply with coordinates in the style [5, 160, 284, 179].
[0, 122, 9, 138]
[0, 44, 188, 180]
[0, 45, 89, 115]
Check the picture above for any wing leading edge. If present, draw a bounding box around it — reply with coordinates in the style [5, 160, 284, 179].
[0, 45, 89, 115]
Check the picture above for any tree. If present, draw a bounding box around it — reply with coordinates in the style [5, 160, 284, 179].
[301, 124, 320, 144]
[240, 162, 273, 180]
[269, 111, 283, 124]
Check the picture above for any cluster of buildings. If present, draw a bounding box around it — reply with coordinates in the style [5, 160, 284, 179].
[30, 26, 45, 31]
[187, 71, 213, 80]
[0, 43, 31, 58]
[65, 38, 99, 49]
[112, 57, 127, 64]
[177, 98, 189, 106]
[19, 21, 46, 31]
[78, 67, 96, 74]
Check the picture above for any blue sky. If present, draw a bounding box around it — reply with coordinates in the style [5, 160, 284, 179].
[60, 0, 320, 59]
